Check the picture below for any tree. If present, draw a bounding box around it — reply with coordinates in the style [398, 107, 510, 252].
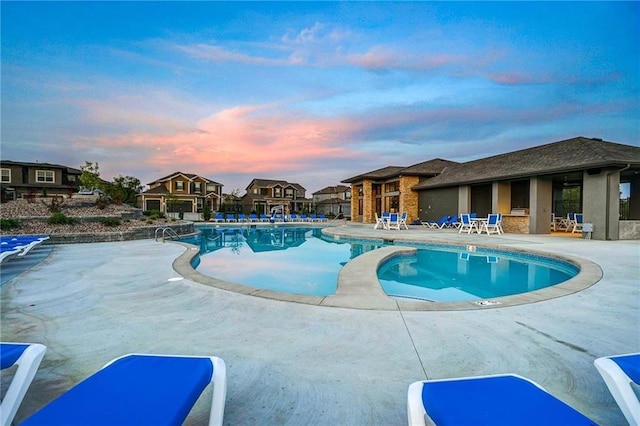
[79, 161, 103, 192]
[105, 175, 142, 205]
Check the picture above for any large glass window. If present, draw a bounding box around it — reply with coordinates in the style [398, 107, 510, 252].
[36, 170, 54, 183]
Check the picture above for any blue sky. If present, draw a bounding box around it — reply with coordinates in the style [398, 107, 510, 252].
[2, 1, 638, 194]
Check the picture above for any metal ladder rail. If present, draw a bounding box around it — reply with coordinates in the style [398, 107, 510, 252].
[155, 227, 181, 242]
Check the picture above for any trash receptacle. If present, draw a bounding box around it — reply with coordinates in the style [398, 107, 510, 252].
[582, 223, 593, 239]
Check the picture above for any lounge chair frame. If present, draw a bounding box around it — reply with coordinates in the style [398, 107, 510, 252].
[594, 353, 640, 426]
[0, 342, 47, 426]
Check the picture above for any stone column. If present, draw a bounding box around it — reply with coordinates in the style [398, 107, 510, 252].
[362, 179, 374, 224]
[350, 184, 359, 223]
[399, 176, 419, 223]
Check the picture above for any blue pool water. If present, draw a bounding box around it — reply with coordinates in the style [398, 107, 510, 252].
[377, 247, 578, 302]
[182, 226, 578, 301]
[182, 227, 381, 296]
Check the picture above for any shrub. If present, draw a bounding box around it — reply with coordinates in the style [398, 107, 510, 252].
[142, 210, 152, 217]
[0, 218, 21, 231]
[95, 195, 109, 210]
[41, 196, 65, 213]
[99, 217, 121, 227]
[47, 212, 77, 225]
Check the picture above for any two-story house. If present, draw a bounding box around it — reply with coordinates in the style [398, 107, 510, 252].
[0, 160, 82, 201]
[137, 172, 223, 214]
[242, 179, 312, 215]
[312, 185, 351, 218]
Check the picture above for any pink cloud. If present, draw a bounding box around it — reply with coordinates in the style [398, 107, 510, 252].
[86, 103, 364, 181]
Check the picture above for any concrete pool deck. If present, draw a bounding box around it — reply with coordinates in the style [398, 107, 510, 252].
[1, 223, 638, 424]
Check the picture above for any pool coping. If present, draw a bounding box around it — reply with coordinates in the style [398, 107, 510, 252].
[171, 225, 603, 311]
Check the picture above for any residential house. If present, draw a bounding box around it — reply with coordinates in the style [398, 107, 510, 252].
[343, 137, 640, 240]
[312, 185, 352, 218]
[137, 172, 223, 215]
[0, 160, 81, 201]
[242, 179, 312, 215]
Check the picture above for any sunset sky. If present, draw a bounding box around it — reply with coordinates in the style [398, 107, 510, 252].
[2, 1, 638, 194]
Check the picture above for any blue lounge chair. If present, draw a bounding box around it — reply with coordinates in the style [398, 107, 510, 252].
[594, 352, 640, 425]
[444, 215, 460, 229]
[408, 374, 596, 426]
[22, 353, 227, 426]
[211, 213, 225, 222]
[0, 342, 47, 426]
[422, 215, 450, 229]
[225, 214, 236, 223]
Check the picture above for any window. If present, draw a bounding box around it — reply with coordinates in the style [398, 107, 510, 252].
[274, 187, 281, 197]
[1, 168, 10, 183]
[194, 182, 201, 193]
[385, 181, 399, 193]
[36, 170, 54, 183]
[345, 190, 351, 200]
[175, 181, 184, 191]
[285, 188, 294, 198]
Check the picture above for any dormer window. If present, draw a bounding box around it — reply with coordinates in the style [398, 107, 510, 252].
[274, 187, 281, 197]
[175, 181, 184, 191]
[194, 182, 201, 193]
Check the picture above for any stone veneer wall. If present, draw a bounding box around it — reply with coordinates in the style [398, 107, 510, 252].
[45, 223, 195, 244]
[399, 176, 420, 224]
[501, 215, 530, 234]
[618, 220, 640, 240]
[362, 179, 374, 224]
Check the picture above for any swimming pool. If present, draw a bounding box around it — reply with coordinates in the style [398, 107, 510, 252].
[377, 246, 578, 302]
[182, 226, 578, 301]
[181, 227, 381, 296]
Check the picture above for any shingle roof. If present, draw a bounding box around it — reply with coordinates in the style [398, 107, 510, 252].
[341, 159, 459, 184]
[313, 185, 350, 195]
[140, 186, 169, 195]
[413, 137, 640, 190]
[246, 178, 306, 192]
[146, 171, 221, 186]
[341, 166, 407, 183]
[0, 160, 82, 174]
[399, 158, 460, 176]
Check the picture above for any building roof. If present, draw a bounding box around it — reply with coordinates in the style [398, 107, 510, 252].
[341, 166, 407, 183]
[140, 186, 169, 195]
[399, 158, 460, 176]
[246, 178, 306, 192]
[146, 171, 221, 186]
[0, 160, 82, 174]
[341, 158, 459, 184]
[413, 136, 640, 190]
[313, 185, 350, 195]
[316, 197, 350, 205]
